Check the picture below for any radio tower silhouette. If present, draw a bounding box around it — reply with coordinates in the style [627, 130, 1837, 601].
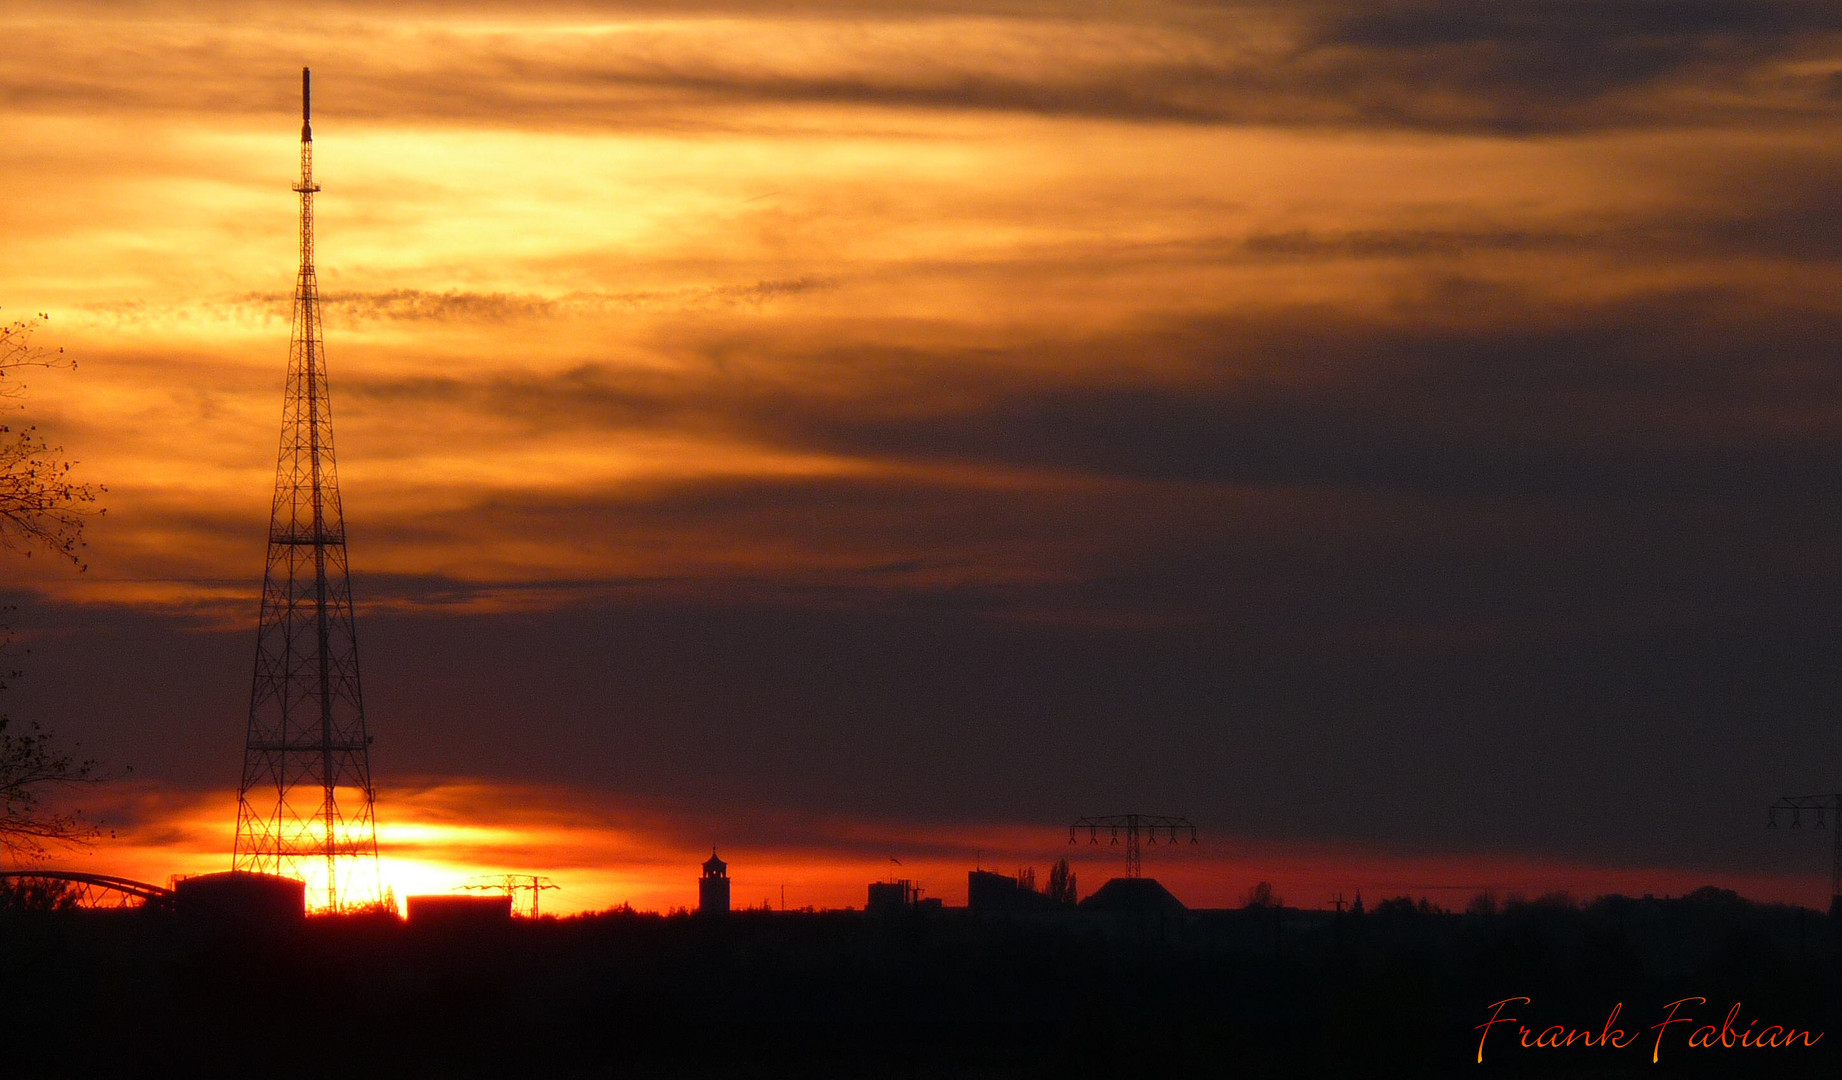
[232, 69, 380, 910]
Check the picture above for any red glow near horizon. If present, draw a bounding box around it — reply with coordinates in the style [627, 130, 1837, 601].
[33, 779, 1833, 916]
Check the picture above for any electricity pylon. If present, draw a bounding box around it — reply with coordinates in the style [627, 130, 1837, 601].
[1767, 793, 1842, 911]
[232, 69, 381, 911]
[1070, 814, 1198, 878]
[461, 875, 561, 918]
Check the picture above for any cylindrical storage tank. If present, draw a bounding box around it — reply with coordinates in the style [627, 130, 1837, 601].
[173, 872, 307, 922]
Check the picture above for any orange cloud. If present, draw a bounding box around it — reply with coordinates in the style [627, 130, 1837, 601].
[0, 0, 1830, 627]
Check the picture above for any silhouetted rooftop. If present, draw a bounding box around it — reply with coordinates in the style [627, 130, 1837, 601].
[1077, 877, 1186, 914]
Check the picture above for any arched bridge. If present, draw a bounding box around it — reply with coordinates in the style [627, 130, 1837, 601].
[0, 870, 175, 910]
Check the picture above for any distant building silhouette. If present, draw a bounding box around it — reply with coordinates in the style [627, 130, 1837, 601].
[406, 893, 512, 926]
[867, 879, 940, 914]
[699, 850, 730, 915]
[967, 869, 1061, 912]
[1078, 877, 1186, 914]
[867, 880, 912, 914]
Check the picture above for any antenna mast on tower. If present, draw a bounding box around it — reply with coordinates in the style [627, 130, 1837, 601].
[232, 69, 381, 910]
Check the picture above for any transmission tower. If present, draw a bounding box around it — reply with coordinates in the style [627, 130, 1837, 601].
[461, 875, 560, 918]
[232, 69, 381, 911]
[1070, 814, 1198, 878]
[1767, 793, 1842, 909]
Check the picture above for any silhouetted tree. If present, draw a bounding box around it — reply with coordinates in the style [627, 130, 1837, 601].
[1682, 885, 1744, 908]
[1046, 858, 1077, 904]
[0, 314, 102, 568]
[0, 315, 109, 861]
[1243, 880, 1279, 908]
[0, 873, 81, 910]
[0, 664, 102, 861]
[1015, 865, 1036, 892]
[1374, 896, 1431, 917]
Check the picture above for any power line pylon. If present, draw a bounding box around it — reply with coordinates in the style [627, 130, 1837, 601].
[1070, 814, 1198, 878]
[232, 69, 381, 911]
[1767, 793, 1842, 911]
[461, 875, 560, 918]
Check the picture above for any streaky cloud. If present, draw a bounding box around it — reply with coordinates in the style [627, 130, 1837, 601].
[1, 1, 1838, 133]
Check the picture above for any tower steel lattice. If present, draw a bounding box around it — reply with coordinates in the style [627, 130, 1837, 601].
[460, 875, 560, 918]
[1070, 814, 1198, 879]
[232, 69, 380, 910]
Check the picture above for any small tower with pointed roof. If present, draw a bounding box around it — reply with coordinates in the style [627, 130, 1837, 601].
[699, 849, 730, 915]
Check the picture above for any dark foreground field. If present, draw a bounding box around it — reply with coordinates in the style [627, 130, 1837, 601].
[2, 889, 1836, 1079]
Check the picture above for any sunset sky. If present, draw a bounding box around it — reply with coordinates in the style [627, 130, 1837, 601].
[3, 0, 1842, 913]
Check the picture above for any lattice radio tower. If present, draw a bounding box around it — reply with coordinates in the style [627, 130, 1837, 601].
[232, 69, 381, 910]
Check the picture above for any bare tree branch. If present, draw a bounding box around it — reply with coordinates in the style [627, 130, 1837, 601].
[0, 312, 117, 863]
[0, 314, 104, 570]
[0, 644, 110, 863]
